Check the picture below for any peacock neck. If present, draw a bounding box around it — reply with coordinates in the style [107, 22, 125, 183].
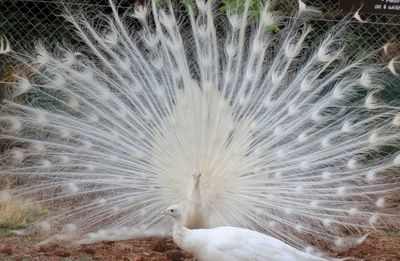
[185, 174, 205, 228]
[191, 177, 202, 208]
[173, 218, 192, 252]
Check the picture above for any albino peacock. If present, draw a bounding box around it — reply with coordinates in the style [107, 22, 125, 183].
[163, 204, 333, 261]
[0, 0, 399, 254]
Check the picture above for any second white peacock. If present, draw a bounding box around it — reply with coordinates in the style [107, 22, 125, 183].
[0, 0, 399, 253]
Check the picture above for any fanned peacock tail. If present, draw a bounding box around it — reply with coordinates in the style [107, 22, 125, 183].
[0, 0, 399, 251]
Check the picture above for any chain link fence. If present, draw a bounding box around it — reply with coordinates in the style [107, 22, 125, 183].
[0, 0, 137, 48]
[0, 0, 399, 153]
[0, 0, 399, 69]
[302, 0, 400, 60]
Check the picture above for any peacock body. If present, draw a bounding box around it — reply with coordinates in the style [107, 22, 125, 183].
[0, 0, 399, 253]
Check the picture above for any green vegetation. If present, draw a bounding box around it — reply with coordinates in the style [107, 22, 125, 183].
[221, 0, 280, 32]
[387, 230, 400, 239]
[220, 0, 265, 19]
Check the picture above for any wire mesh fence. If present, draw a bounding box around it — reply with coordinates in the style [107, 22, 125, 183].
[0, 0, 399, 67]
[302, 0, 400, 58]
[0, 0, 136, 51]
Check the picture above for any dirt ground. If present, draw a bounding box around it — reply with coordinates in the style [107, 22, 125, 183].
[1, 231, 400, 261]
[0, 180, 399, 260]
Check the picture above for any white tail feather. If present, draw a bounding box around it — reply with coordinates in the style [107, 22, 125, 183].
[0, 0, 399, 253]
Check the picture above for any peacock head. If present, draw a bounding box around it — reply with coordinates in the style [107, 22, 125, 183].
[163, 204, 182, 220]
[192, 172, 202, 187]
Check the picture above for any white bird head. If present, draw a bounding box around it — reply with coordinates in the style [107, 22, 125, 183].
[163, 204, 182, 219]
[192, 172, 202, 185]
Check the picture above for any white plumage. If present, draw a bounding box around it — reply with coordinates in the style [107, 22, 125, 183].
[164, 204, 329, 261]
[0, 0, 399, 254]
